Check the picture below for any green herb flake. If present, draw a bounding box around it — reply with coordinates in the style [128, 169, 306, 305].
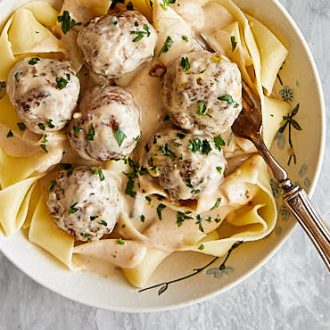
[58, 11, 81, 34]
[176, 211, 193, 227]
[86, 124, 95, 141]
[116, 238, 126, 245]
[90, 216, 98, 221]
[216, 166, 223, 174]
[56, 77, 68, 90]
[16, 122, 26, 131]
[113, 128, 126, 146]
[160, 36, 174, 54]
[188, 139, 202, 153]
[28, 57, 40, 65]
[48, 180, 56, 191]
[160, 0, 176, 10]
[145, 196, 152, 203]
[181, 35, 189, 42]
[218, 94, 239, 108]
[130, 24, 151, 42]
[81, 232, 93, 240]
[6, 130, 13, 138]
[92, 168, 105, 181]
[180, 57, 190, 72]
[40, 143, 48, 153]
[38, 123, 46, 131]
[125, 178, 137, 198]
[211, 198, 222, 210]
[15, 72, 21, 82]
[191, 189, 201, 194]
[231, 36, 237, 51]
[157, 203, 166, 220]
[201, 139, 212, 155]
[47, 119, 55, 129]
[73, 126, 82, 135]
[214, 135, 225, 151]
[68, 202, 79, 214]
[98, 220, 108, 226]
[177, 132, 186, 139]
[197, 101, 207, 116]
[198, 244, 205, 251]
[140, 215, 145, 222]
[160, 144, 176, 159]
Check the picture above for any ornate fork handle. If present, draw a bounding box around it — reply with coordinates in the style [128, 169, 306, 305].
[252, 133, 330, 271]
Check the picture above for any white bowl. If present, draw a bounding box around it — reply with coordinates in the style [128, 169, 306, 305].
[0, 0, 325, 312]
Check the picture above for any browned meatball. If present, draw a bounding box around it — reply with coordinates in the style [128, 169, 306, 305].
[68, 85, 141, 161]
[77, 11, 157, 78]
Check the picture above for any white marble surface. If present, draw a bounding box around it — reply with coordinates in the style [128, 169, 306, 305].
[0, 0, 329, 329]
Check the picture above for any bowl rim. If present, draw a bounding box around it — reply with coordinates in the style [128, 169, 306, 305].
[0, 0, 326, 313]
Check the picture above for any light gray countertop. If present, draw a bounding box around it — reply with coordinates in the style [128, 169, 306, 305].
[0, 0, 329, 329]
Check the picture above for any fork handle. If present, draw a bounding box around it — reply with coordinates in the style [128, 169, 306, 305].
[252, 134, 330, 271]
[282, 183, 330, 271]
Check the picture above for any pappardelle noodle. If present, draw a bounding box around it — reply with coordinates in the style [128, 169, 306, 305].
[0, 0, 290, 288]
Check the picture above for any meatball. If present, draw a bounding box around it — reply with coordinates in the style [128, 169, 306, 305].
[77, 11, 157, 78]
[162, 50, 242, 134]
[68, 85, 141, 161]
[47, 166, 122, 241]
[144, 127, 226, 201]
[7, 57, 80, 135]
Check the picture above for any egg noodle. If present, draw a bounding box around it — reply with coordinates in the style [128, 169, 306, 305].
[0, 0, 290, 287]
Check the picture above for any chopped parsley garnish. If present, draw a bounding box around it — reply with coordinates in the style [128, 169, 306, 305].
[17, 122, 26, 131]
[116, 238, 126, 245]
[211, 198, 222, 210]
[160, 36, 174, 54]
[181, 35, 189, 42]
[216, 166, 223, 174]
[231, 36, 237, 51]
[176, 211, 193, 227]
[113, 128, 126, 146]
[180, 57, 190, 71]
[125, 178, 137, 198]
[90, 216, 98, 221]
[110, 0, 125, 9]
[92, 168, 105, 181]
[191, 189, 201, 194]
[214, 135, 225, 151]
[218, 94, 239, 108]
[56, 77, 68, 90]
[196, 215, 212, 232]
[198, 244, 205, 251]
[73, 126, 82, 135]
[47, 119, 55, 129]
[57, 11, 81, 34]
[140, 215, 145, 222]
[126, 1, 134, 10]
[40, 135, 48, 153]
[86, 124, 95, 141]
[15, 72, 21, 82]
[81, 232, 93, 240]
[98, 220, 108, 226]
[157, 204, 166, 220]
[6, 130, 13, 138]
[48, 180, 56, 191]
[134, 135, 141, 142]
[111, 18, 118, 26]
[130, 24, 151, 42]
[201, 140, 212, 155]
[160, 0, 176, 10]
[68, 202, 79, 214]
[38, 123, 46, 131]
[28, 58, 40, 65]
[59, 163, 72, 170]
[197, 101, 207, 116]
[160, 144, 176, 159]
[145, 196, 152, 203]
[188, 139, 202, 153]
